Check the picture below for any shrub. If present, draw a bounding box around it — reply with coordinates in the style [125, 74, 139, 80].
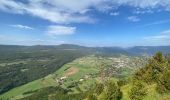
[94, 83, 104, 95]
[157, 70, 170, 93]
[129, 80, 147, 100]
[87, 94, 97, 100]
[103, 81, 122, 100]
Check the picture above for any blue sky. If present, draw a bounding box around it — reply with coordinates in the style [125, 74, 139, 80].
[0, 0, 170, 47]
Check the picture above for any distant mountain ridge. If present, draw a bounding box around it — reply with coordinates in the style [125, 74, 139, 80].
[0, 44, 170, 55]
[126, 46, 170, 55]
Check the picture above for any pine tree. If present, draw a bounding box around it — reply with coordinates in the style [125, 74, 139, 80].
[153, 52, 164, 63]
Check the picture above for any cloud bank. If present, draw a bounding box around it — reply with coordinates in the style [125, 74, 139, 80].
[143, 30, 170, 45]
[0, 0, 170, 24]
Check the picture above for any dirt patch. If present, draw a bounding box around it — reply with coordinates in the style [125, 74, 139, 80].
[64, 67, 79, 77]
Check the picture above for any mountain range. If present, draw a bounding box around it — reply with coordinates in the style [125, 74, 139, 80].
[1, 44, 170, 56]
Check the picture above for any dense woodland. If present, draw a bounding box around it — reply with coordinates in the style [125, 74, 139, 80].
[0, 45, 92, 94]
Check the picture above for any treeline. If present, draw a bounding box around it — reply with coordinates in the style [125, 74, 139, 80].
[20, 86, 86, 100]
[129, 52, 170, 99]
[21, 81, 122, 100]
[86, 80, 122, 100]
[134, 52, 170, 92]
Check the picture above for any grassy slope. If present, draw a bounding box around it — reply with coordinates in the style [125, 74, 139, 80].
[0, 75, 57, 100]
[121, 83, 170, 100]
[0, 55, 109, 100]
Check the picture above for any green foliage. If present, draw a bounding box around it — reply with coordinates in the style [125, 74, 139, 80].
[103, 81, 122, 100]
[94, 83, 104, 95]
[153, 52, 164, 63]
[87, 94, 97, 100]
[134, 52, 170, 94]
[167, 54, 170, 64]
[157, 70, 170, 93]
[135, 58, 165, 84]
[86, 81, 122, 100]
[129, 80, 147, 100]
[117, 79, 128, 87]
[20, 86, 85, 100]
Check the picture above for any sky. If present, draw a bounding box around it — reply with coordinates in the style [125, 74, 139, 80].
[0, 0, 170, 47]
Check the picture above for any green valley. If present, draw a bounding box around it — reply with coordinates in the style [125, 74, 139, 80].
[0, 45, 170, 100]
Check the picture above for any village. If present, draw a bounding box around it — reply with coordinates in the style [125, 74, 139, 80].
[54, 55, 147, 86]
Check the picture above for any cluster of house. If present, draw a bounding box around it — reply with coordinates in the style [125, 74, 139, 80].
[108, 57, 130, 68]
[108, 56, 145, 70]
[55, 74, 91, 85]
[56, 76, 67, 85]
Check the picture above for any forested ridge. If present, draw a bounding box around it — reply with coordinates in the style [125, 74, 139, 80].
[0, 45, 91, 94]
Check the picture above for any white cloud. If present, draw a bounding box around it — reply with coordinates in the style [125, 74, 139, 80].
[143, 20, 170, 27]
[110, 12, 120, 16]
[143, 30, 170, 45]
[0, 0, 108, 24]
[10, 24, 34, 30]
[133, 9, 154, 14]
[24, 3, 95, 24]
[18, 39, 66, 46]
[47, 25, 76, 36]
[112, 0, 170, 9]
[0, 36, 67, 45]
[127, 16, 140, 22]
[0, 0, 25, 14]
[1, 0, 170, 24]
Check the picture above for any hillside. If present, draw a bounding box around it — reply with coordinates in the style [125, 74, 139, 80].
[0, 45, 170, 100]
[1, 53, 170, 100]
[0, 45, 93, 94]
[0, 54, 146, 100]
